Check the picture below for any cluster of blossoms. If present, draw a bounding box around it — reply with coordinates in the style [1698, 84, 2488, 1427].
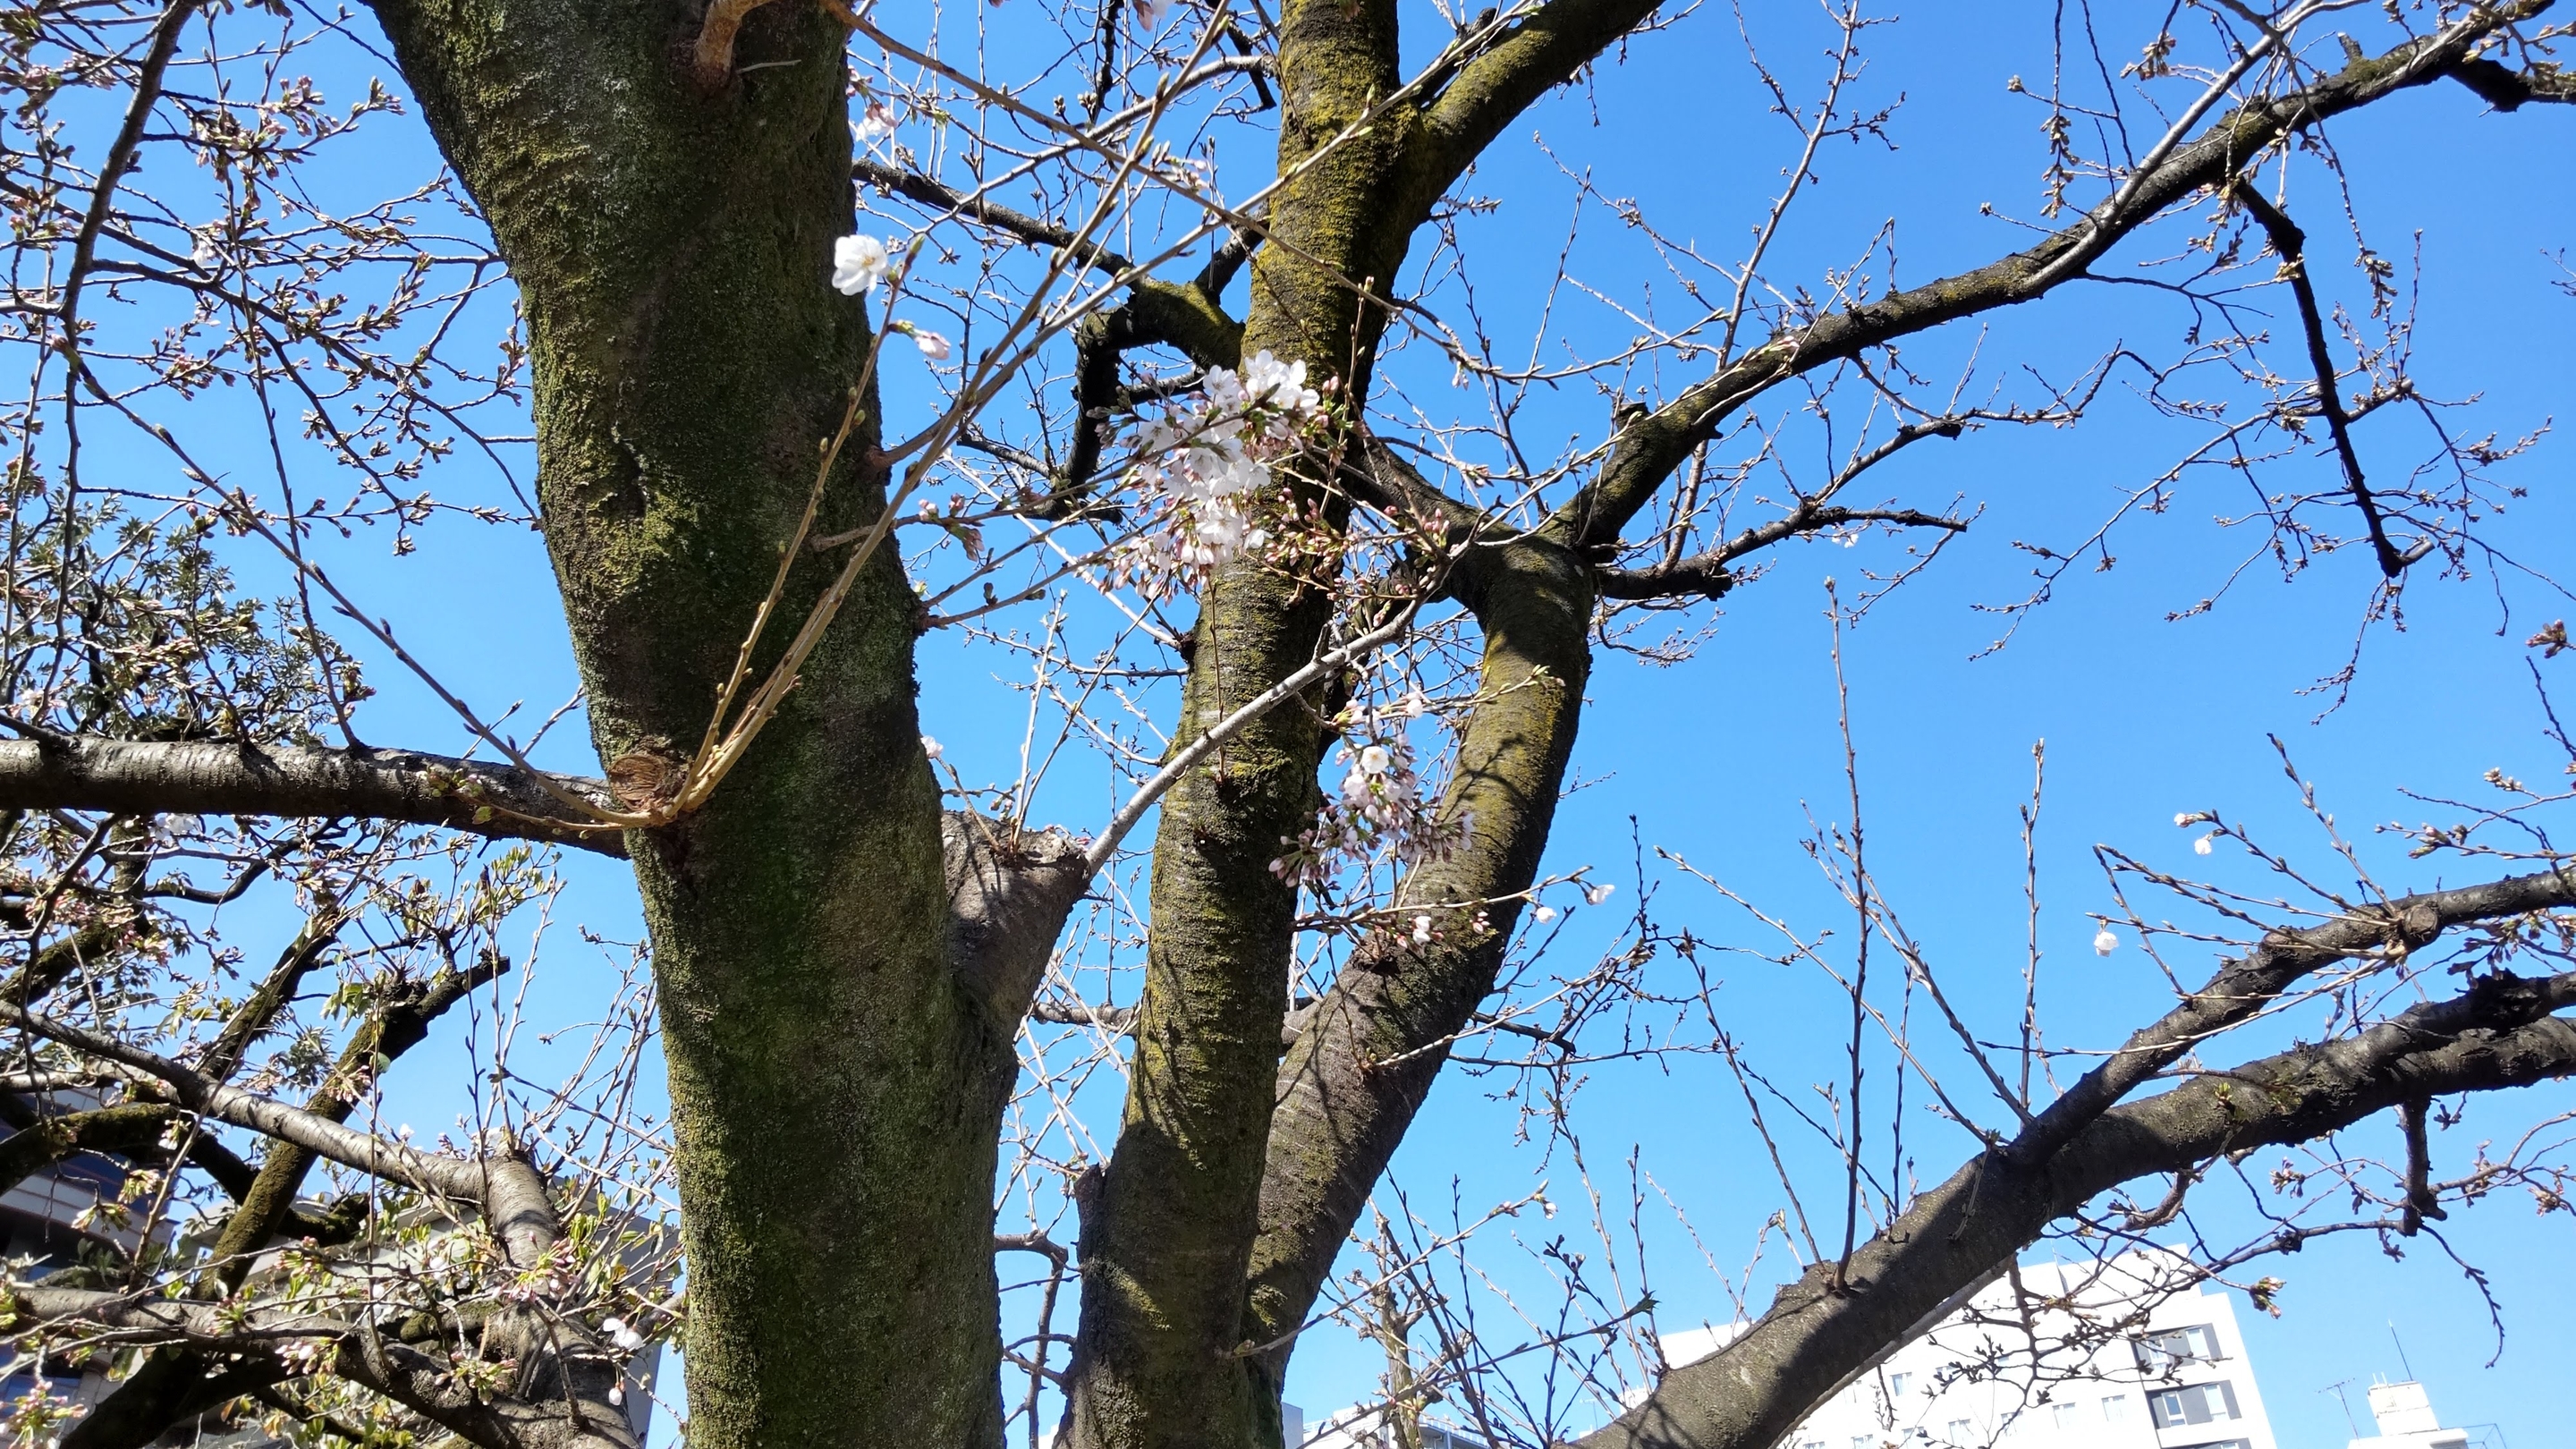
[1111, 352, 1330, 597]
[1270, 692, 1468, 888]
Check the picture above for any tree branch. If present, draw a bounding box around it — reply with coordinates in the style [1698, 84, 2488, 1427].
[2446, 55, 2576, 109]
[1546, 6, 2555, 551]
[3, 1285, 634, 1449]
[66, 957, 508, 1449]
[1245, 471, 1596, 1373]
[945, 813, 1090, 1048]
[2015, 864, 2576, 1165]
[1415, 0, 1665, 202]
[1586, 953, 2576, 1449]
[1598, 507, 1968, 600]
[1046, 275, 1249, 512]
[0, 1101, 191, 1201]
[2227, 184, 2421, 578]
[0, 997, 502, 1207]
[0, 738, 624, 857]
[854, 157, 1138, 277]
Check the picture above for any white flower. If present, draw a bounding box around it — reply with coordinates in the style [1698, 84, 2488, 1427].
[1239, 350, 1320, 412]
[2194, 835, 2215, 856]
[1581, 881, 1615, 907]
[1411, 914, 1434, 945]
[2093, 926, 2118, 955]
[190, 229, 222, 271]
[1193, 510, 1248, 556]
[1358, 744, 1392, 775]
[832, 233, 892, 295]
[1532, 904, 1556, 923]
[603, 1317, 647, 1352]
[2174, 812, 2193, 827]
[1131, 0, 1162, 29]
[1402, 688, 1428, 719]
[907, 326, 952, 361]
[921, 735, 943, 761]
[853, 98, 900, 144]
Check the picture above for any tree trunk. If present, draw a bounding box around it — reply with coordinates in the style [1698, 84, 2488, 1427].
[364, 3, 1008, 1444]
[1063, 0, 1424, 1441]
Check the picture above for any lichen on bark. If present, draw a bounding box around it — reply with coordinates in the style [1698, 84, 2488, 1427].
[364, 1, 1009, 1443]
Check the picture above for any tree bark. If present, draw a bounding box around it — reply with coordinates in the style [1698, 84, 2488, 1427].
[1245, 527, 1595, 1370]
[1064, 0, 1423, 1441]
[360, 2, 1005, 1444]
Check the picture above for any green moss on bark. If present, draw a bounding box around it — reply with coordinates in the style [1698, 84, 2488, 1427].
[364, 2, 1006, 1444]
[1065, 0, 1436, 1444]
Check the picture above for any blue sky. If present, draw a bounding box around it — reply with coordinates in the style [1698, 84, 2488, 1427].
[123, 2, 2576, 1445]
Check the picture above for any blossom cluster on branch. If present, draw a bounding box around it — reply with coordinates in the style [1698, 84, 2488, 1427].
[1271, 692, 1468, 889]
[1110, 352, 1332, 597]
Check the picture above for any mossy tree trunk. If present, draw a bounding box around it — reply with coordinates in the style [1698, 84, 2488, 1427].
[364, 3, 1013, 1445]
[1060, 0, 1425, 1440]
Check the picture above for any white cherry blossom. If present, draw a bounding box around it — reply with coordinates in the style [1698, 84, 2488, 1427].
[1113, 352, 1331, 597]
[832, 233, 892, 295]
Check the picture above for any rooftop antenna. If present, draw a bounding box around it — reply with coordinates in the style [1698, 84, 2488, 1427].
[2388, 1321, 2418, 1382]
[2320, 1379, 2361, 1438]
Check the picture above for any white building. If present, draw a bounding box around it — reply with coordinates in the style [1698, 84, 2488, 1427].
[2346, 1380, 2468, 1449]
[1295, 1399, 1488, 1449]
[1657, 1250, 2280, 1449]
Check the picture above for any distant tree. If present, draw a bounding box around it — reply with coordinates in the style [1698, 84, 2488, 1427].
[0, 1, 2570, 1447]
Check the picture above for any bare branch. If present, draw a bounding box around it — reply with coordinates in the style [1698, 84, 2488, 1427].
[0, 738, 624, 856]
[1598, 508, 1968, 600]
[1550, 8, 2556, 549]
[2447, 55, 2576, 109]
[1589, 965, 2576, 1449]
[2228, 183, 2424, 578]
[855, 157, 1138, 277]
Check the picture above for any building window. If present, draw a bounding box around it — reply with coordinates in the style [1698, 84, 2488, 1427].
[2100, 1395, 2131, 1423]
[2052, 1402, 2082, 1432]
[1852, 1436, 1874, 1449]
[2147, 1382, 2241, 1429]
[1890, 1373, 1911, 1398]
[2133, 1325, 2224, 1372]
[1947, 1419, 1974, 1445]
